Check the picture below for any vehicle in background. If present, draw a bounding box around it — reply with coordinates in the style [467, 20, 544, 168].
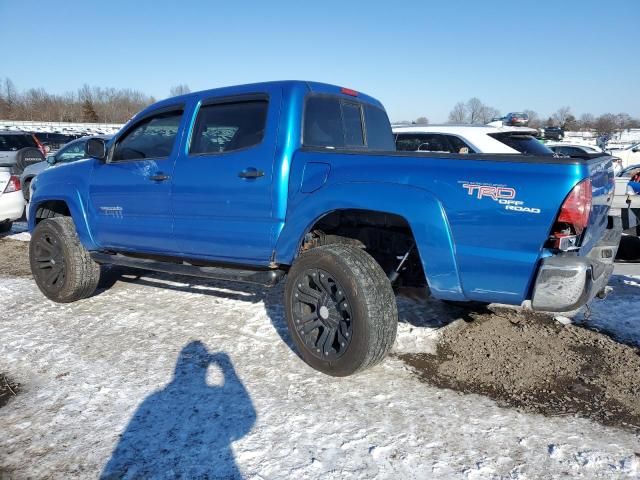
[546, 143, 622, 174]
[0, 167, 25, 233]
[503, 112, 529, 126]
[0, 131, 45, 173]
[609, 142, 640, 168]
[611, 164, 640, 232]
[21, 135, 113, 201]
[33, 132, 84, 154]
[393, 124, 554, 155]
[540, 126, 564, 141]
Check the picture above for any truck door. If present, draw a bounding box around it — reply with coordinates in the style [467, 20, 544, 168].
[88, 106, 185, 252]
[171, 91, 280, 264]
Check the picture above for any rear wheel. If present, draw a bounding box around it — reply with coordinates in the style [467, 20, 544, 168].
[284, 244, 398, 376]
[0, 221, 12, 234]
[29, 217, 100, 303]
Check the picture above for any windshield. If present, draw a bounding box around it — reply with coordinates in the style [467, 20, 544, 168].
[490, 133, 554, 155]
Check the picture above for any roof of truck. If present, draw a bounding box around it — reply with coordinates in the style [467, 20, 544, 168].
[142, 81, 385, 116]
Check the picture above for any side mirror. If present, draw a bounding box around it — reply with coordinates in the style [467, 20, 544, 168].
[46, 155, 56, 165]
[86, 138, 107, 161]
[632, 147, 639, 153]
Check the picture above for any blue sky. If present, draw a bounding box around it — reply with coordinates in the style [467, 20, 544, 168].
[0, 0, 637, 122]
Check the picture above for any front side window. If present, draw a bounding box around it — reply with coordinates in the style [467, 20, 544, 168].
[190, 100, 268, 155]
[112, 110, 183, 161]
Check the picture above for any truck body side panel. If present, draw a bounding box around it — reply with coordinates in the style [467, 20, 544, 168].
[281, 150, 593, 304]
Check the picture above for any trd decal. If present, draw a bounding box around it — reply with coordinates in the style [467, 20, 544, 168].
[460, 181, 541, 214]
[462, 184, 516, 200]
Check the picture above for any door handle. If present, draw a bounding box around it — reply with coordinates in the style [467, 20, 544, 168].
[149, 173, 170, 182]
[238, 168, 265, 179]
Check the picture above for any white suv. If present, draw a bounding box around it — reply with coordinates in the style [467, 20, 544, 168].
[393, 124, 554, 156]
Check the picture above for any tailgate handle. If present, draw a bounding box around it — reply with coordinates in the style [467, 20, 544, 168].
[238, 168, 264, 179]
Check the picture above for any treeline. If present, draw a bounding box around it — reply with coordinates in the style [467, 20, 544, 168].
[398, 98, 640, 136]
[0, 78, 156, 124]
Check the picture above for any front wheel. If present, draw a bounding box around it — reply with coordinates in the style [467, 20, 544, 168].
[29, 217, 100, 303]
[0, 221, 12, 234]
[284, 244, 398, 376]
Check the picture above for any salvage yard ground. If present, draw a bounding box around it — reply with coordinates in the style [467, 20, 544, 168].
[1, 224, 639, 478]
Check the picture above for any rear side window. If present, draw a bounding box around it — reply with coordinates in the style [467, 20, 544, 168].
[112, 110, 183, 161]
[489, 133, 554, 156]
[303, 96, 394, 150]
[190, 100, 268, 154]
[446, 135, 476, 154]
[395, 133, 450, 153]
[0, 134, 37, 151]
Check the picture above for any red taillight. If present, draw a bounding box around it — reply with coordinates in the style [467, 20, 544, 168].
[557, 179, 592, 234]
[548, 179, 592, 250]
[340, 87, 358, 97]
[3, 175, 21, 194]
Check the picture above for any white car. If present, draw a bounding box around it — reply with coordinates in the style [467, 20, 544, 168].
[393, 124, 554, 155]
[610, 142, 640, 168]
[0, 167, 25, 233]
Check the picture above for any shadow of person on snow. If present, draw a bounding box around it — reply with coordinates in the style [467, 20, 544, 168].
[101, 341, 256, 479]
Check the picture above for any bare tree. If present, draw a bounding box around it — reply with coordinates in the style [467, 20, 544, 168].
[0, 78, 154, 123]
[466, 98, 485, 124]
[414, 116, 429, 125]
[578, 113, 595, 130]
[552, 106, 573, 128]
[448, 98, 499, 125]
[169, 84, 191, 97]
[523, 109, 541, 128]
[448, 102, 467, 123]
[594, 114, 618, 136]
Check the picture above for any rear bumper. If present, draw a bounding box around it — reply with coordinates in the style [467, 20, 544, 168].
[0, 191, 25, 223]
[530, 219, 621, 312]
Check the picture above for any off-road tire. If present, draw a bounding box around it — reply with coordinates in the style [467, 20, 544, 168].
[285, 244, 398, 376]
[29, 217, 100, 303]
[0, 221, 12, 234]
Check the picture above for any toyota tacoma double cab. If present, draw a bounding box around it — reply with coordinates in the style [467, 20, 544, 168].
[28, 81, 619, 376]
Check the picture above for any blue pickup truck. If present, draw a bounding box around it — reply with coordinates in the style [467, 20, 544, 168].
[27, 81, 619, 376]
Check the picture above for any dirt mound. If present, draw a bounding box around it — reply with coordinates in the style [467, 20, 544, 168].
[0, 238, 30, 277]
[399, 306, 640, 432]
[0, 374, 19, 408]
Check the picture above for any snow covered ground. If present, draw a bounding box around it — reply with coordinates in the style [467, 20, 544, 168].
[1, 227, 639, 478]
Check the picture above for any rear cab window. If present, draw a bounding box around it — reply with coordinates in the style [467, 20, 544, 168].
[489, 133, 554, 156]
[303, 96, 394, 151]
